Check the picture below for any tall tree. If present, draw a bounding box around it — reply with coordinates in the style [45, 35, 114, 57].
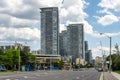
[3, 50, 19, 70]
[107, 54, 120, 70]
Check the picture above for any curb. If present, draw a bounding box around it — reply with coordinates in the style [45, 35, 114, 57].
[100, 72, 104, 80]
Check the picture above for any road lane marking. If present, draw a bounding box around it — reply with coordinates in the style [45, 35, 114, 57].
[24, 75, 36, 79]
[99, 72, 103, 80]
[44, 72, 48, 75]
[76, 77, 80, 79]
[29, 77, 36, 78]
[5, 79, 11, 80]
[55, 76, 59, 79]
[81, 75, 85, 77]
[36, 74, 40, 76]
[24, 76, 28, 79]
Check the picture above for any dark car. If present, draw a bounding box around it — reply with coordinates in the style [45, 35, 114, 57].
[0, 65, 7, 71]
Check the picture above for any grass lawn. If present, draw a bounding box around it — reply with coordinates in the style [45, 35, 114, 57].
[114, 70, 120, 74]
[0, 70, 13, 74]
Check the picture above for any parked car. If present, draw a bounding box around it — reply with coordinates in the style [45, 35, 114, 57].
[97, 68, 103, 72]
[0, 65, 7, 71]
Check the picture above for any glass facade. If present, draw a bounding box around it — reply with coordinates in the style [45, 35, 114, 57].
[40, 7, 59, 55]
[67, 24, 84, 63]
[59, 30, 68, 56]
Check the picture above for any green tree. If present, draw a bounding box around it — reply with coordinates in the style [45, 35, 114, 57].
[20, 51, 29, 65]
[85, 63, 93, 68]
[28, 53, 36, 63]
[4, 50, 14, 69]
[0, 48, 3, 55]
[20, 51, 35, 65]
[106, 44, 120, 71]
[53, 60, 64, 69]
[3, 50, 19, 70]
[107, 54, 120, 70]
[0, 48, 5, 65]
[114, 43, 120, 55]
[0, 55, 5, 65]
[0, 49, 35, 71]
[12, 50, 19, 70]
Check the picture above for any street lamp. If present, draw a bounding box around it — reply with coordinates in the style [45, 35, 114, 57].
[100, 33, 112, 73]
[15, 42, 21, 71]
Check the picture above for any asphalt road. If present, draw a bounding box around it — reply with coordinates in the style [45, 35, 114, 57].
[0, 68, 101, 80]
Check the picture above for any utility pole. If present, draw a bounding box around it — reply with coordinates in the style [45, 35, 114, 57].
[18, 49, 20, 71]
[15, 42, 21, 71]
[109, 37, 112, 73]
[100, 33, 112, 73]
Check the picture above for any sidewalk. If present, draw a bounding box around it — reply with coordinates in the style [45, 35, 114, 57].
[111, 72, 120, 80]
[103, 72, 119, 80]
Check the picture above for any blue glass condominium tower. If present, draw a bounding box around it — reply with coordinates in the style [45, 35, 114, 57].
[40, 7, 59, 55]
[67, 24, 85, 63]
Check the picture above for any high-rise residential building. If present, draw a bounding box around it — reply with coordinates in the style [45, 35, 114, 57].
[40, 7, 59, 55]
[85, 41, 88, 51]
[31, 50, 41, 55]
[59, 30, 67, 56]
[85, 50, 92, 63]
[85, 41, 92, 63]
[0, 43, 30, 53]
[0, 45, 14, 53]
[67, 24, 85, 63]
[85, 41, 89, 62]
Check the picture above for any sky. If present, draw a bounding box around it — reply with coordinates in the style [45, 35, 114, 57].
[0, 0, 120, 58]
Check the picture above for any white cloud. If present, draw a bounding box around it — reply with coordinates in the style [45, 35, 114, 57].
[39, 0, 61, 7]
[0, 27, 40, 40]
[60, 0, 88, 22]
[60, 8, 68, 17]
[60, 24, 67, 33]
[100, 32, 120, 38]
[11, 17, 38, 27]
[97, 14, 119, 26]
[91, 46, 113, 59]
[68, 5, 84, 16]
[0, 13, 38, 28]
[97, 9, 112, 15]
[98, 0, 120, 12]
[0, 0, 31, 16]
[83, 21, 93, 34]
[92, 47, 102, 59]
[96, 0, 120, 26]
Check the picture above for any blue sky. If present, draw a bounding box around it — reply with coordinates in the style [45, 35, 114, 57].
[0, 0, 120, 58]
[83, 0, 120, 58]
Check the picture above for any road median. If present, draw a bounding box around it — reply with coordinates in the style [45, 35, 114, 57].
[99, 72, 104, 80]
